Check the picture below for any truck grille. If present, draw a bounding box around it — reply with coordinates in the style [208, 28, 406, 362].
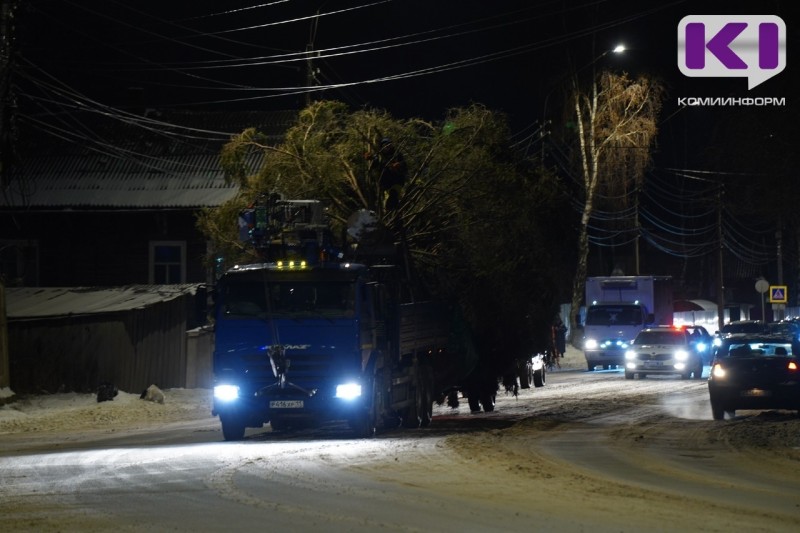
[241, 352, 335, 389]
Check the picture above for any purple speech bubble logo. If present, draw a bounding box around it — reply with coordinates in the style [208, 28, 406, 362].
[678, 15, 786, 89]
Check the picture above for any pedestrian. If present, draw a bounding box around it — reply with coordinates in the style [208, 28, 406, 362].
[553, 315, 567, 358]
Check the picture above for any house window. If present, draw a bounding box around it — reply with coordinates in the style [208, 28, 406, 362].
[149, 241, 186, 284]
[0, 240, 39, 286]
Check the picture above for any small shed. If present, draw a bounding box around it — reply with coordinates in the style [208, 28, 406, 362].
[6, 285, 206, 394]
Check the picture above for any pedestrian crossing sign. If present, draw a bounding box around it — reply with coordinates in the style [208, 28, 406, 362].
[769, 285, 788, 303]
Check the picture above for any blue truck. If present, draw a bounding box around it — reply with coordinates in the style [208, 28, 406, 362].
[211, 198, 480, 440]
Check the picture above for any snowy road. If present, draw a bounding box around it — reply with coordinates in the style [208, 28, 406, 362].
[2, 369, 800, 532]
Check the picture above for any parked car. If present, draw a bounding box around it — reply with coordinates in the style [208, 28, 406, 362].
[713, 320, 766, 346]
[766, 320, 800, 343]
[682, 324, 714, 365]
[624, 326, 704, 380]
[708, 333, 800, 420]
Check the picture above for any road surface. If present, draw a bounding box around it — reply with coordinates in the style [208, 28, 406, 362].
[2, 368, 799, 532]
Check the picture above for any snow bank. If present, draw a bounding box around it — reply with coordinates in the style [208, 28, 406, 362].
[0, 388, 213, 435]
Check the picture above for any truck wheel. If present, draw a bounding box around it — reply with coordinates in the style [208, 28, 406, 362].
[587, 362, 595, 371]
[220, 413, 246, 441]
[518, 362, 532, 389]
[533, 367, 546, 388]
[401, 397, 420, 428]
[479, 391, 495, 412]
[353, 386, 378, 438]
[467, 393, 481, 413]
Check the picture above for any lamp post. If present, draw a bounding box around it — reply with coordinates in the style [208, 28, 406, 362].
[540, 44, 626, 161]
[541, 45, 625, 131]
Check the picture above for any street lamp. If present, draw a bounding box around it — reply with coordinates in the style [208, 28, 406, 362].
[540, 44, 626, 152]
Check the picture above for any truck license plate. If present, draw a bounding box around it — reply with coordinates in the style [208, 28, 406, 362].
[270, 400, 304, 408]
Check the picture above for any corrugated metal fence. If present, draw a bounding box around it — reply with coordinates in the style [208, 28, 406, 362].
[6, 286, 214, 395]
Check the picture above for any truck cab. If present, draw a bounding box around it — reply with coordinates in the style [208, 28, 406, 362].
[581, 276, 672, 372]
[582, 303, 652, 370]
[212, 261, 382, 440]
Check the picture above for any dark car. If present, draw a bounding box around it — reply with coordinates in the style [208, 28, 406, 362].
[766, 320, 800, 343]
[712, 320, 766, 347]
[624, 326, 704, 380]
[707, 334, 800, 420]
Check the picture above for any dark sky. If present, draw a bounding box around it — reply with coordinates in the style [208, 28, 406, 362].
[8, 0, 798, 287]
[12, 0, 798, 164]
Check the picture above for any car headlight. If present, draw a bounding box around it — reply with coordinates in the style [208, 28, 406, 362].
[696, 342, 707, 352]
[711, 363, 726, 378]
[712, 337, 722, 347]
[584, 339, 598, 350]
[214, 384, 240, 402]
[625, 350, 636, 360]
[335, 383, 362, 400]
[675, 349, 689, 361]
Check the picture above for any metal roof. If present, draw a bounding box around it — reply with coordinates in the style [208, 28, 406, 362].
[6, 285, 202, 320]
[4, 153, 242, 208]
[4, 109, 296, 210]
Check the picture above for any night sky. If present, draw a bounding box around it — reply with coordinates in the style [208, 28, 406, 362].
[6, 0, 798, 296]
[13, 1, 792, 121]
[10, 1, 798, 169]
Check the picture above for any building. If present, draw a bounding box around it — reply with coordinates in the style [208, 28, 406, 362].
[0, 109, 295, 287]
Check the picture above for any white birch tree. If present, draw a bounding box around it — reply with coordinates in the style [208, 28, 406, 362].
[568, 71, 663, 341]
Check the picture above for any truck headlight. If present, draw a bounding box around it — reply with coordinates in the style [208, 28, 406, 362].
[584, 338, 598, 350]
[335, 383, 362, 400]
[214, 384, 240, 402]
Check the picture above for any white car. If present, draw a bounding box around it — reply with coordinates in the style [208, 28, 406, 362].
[624, 327, 704, 380]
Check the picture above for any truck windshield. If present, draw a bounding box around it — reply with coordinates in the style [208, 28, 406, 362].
[585, 305, 643, 326]
[223, 280, 356, 319]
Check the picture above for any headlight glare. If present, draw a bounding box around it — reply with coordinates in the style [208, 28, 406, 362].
[214, 384, 240, 402]
[335, 383, 362, 400]
[585, 339, 598, 350]
[675, 349, 689, 361]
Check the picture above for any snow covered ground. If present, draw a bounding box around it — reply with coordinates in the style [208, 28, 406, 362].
[2, 345, 800, 532]
[0, 346, 586, 437]
[2, 344, 797, 451]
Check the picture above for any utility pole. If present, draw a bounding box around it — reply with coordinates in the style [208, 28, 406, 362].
[304, 11, 321, 107]
[634, 184, 640, 275]
[0, 0, 17, 391]
[0, 0, 16, 182]
[775, 227, 784, 321]
[716, 182, 725, 333]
